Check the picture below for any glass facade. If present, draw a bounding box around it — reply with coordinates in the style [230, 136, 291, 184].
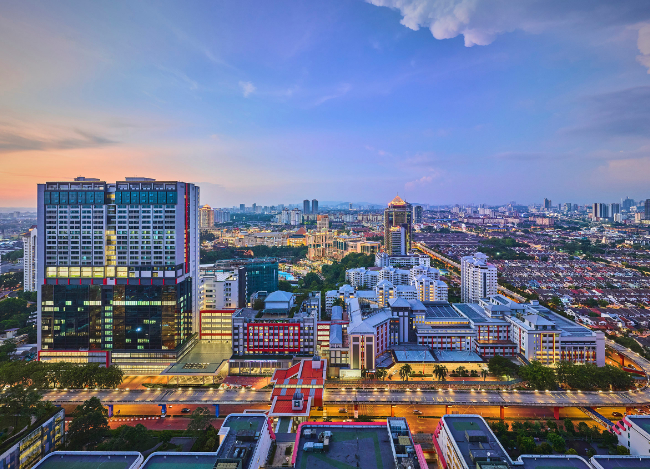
[40, 279, 192, 352]
[245, 262, 279, 301]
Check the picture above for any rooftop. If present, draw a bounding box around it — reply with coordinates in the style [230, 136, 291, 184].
[216, 414, 267, 469]
[518, 455, 591, 469]
[141, 453, 219, 469]
[591, 455, 650, 469]
[423, 302, 465, 319]
[294, 423, 395, 469]
[35, 452, 142, 469]
[434, 350, 484, 362]
[441, 415, 510, 469]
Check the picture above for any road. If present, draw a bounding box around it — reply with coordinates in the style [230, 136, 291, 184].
[43, 341, 650, 408]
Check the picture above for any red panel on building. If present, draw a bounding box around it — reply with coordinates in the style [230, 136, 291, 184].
[246, 322, 301, 353]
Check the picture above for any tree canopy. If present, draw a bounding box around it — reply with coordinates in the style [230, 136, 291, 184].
[67, 397, 110, 450]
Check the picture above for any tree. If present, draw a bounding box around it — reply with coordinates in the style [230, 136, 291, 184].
[546, 419, 558, 431]
[518, 361, 558, 390]
[399, 364, 412, 382]
[563, 418, 574, 434]
[487, 356, 519, 378]
[0, 340, 17, 362]
[252, 299, 265, 310]
[278, 280, 293, 292]
[331, 298, 344, 308]
[565, 448, 578, 455]
[0, 384, 42, 428]
[433, 365, 448, 381]
[538, 442, 553, 454]
[602, 430, 618, 447]
[186, 407, 214, 436]
[616, 445, 630, 455]
[375, 369, 387, 381]
[518, 436, 536, 454]
[480, 368, 489, 381]
[99, 424, 153, 451]
[547, 432, 566, 453]
[67, 397, 109, 450]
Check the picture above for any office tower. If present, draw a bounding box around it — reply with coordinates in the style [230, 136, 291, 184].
[384, 195, 412, 256]
[348, 203, 353, 210]
[563, 203, 571, 212]
[317, 215, 329, 232]
[461, 252, 497, 303]
[592, 203, 609, 219]
[290, 208, 302, 226]
[37, 177, 200, 372]
[610, 203, 621, 218]
[22, 226, 37, 292]
[622, 197, 635, 211]
[239, 203, 245, 212]
[544, 198, 551, 209]
[199, 204, 214, 229]
[646, 199, 650, 220]
[214, 209, 230, 224]
[311, 199, 318, 214]
[303, 199, 311, 214]
[252, 203, 257, 213]
[412, 205, 423, 224]
[244, 261, 278, 302]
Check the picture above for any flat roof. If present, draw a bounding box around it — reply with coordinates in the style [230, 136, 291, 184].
[442, 415, 510, 469]
[142, 453, 218, 469]
[394, 349, 436, 362]
[295, 424, 395, 469]
[434, 350, 484, 362]
[163, 341, 231, 374]
[518, 455, 591, 469]
[216, 414, 266, 468]
[423, 302, 464, 319]
[35, 452, 141, 469]
[627, 415, 650, 434]
[591, 455, 650, 469]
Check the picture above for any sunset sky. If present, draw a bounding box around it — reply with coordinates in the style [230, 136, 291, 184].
[1, 0, 650, 208]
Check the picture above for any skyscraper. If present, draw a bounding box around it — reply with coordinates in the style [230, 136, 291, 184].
[311, 199, 318, 214]
[412, 205, 423, 224]
[384, 195, 412, 256]
[622, 197, 635, 211]
[544, 198, 552, 210]
[239, 203, 245, 212]
[22, 226, 37, 292]
[461, 252, 497, 303]
[199, 204, 214, 229]
[303, 199, 311, 214]
[37, 177, 200, 372]
[645, 199, 650, 220]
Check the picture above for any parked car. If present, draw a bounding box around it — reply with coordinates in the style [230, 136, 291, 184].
[413, 410, 423, 415]
[181, 408, 191, 413]
[338, 408, 347, 413]
[612, 411, 623, 418]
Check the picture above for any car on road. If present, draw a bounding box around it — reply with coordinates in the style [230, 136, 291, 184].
[338, 408, 347, 413]
[181, 408, 191, 413]
[612, 412, 623, 418]
[413, 410, 423, 415]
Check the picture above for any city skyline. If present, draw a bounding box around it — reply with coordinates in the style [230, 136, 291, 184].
[1, 1, 650, 207]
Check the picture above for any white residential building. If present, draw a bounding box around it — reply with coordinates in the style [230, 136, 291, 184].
[461, 252, 497, 303]
[22, 226, 37, 292]
[374, 252, 430, 268]
[199, 270, 240, 310]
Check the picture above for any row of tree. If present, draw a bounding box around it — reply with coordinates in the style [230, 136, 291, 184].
[488, 357, 635, 391]
[0, 360, 123, 389]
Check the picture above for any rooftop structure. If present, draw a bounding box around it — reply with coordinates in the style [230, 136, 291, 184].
[35, 452, 143, 469]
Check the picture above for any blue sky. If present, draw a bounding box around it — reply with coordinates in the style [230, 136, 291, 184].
[1, 0, 650, 208]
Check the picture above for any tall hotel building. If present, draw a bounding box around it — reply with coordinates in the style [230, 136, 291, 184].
[460, 252, 497, 303]
[37, 177, 200, 373]
[384, 195, 412, 256]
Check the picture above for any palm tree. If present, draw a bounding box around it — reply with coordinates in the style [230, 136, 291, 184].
[433, 365, 448, 381]
[457, 366, 466, 377]
[481, 368, 489, 381]
[376, 369, 387, 381]
[399, 364, 413, 382]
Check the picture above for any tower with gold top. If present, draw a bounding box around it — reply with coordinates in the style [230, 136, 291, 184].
[384, 195, 412, 256]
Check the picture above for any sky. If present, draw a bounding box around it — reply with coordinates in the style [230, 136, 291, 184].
[1, 0, 650, 208]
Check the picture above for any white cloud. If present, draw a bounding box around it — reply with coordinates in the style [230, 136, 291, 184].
[636, 23, 650, 73]
[404, 169, 442, 188]
[313, 83, 352, 106]
[366, 0, 650, 54]
[239, 81, 256, 97]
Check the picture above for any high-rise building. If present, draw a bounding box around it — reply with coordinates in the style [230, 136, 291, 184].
[646, 199, 650, 221]
[239, 203, 245, 212]
[316, 215, 329, 232]
[593, 203, 609, 220]
[37, 177, 200, 372]
[461, 252, 497, 303]
[622, 197, 635, 211]
[22, 226, 37, 292]
[303, 199, 311, 214]
[610, 203, 621, 218]
[244, 261, 278, 302]
[199, 204, 214, 229]
[213, 209, 230, 224]
[384, 195, 412, 256]
[412, 205, 423, 224]
[544, 198, 551, 209]
[311, 199, 318, 214]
